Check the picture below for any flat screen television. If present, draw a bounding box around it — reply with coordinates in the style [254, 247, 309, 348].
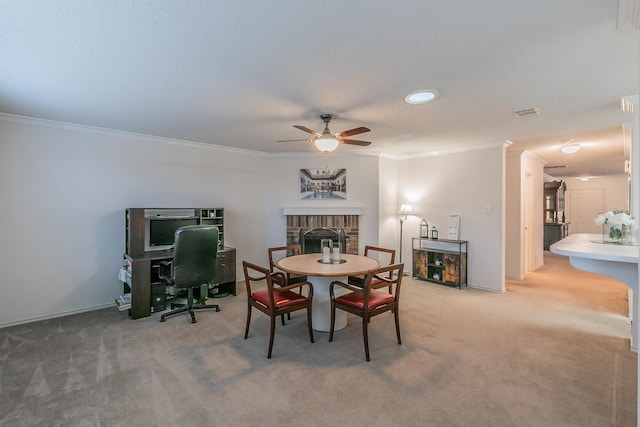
[145, 217, 198, 251]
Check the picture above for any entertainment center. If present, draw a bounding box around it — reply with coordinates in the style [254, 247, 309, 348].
[121, 208, 236, 319]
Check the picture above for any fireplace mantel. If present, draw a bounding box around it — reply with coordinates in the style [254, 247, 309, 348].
[282, 207, 363, 216]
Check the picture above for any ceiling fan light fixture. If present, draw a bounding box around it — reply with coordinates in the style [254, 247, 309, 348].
[405, 89, 440, 104]
[314, 137, 340, 153]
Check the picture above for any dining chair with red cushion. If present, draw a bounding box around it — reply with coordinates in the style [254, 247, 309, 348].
[329, 263, 404, 361]
[268, 244, 308, 287]
[242, 260, 314, 359]
[268, 244, 308, 323]
[347, 246, 396, 291]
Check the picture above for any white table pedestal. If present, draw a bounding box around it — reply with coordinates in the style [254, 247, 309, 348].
[308, 275, 348, 332]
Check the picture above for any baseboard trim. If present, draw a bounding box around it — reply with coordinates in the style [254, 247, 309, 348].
[468, 284, 506, 293]
[0, 303, 115, 329]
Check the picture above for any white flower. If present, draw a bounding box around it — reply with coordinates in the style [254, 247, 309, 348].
[622, 215, 635, 226]
[594, 210, 635, 227]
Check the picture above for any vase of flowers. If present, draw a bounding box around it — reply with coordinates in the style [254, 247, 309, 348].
[595, 210, 635, 245]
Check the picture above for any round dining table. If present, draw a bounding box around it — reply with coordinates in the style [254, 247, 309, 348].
[276, 253, 379, 332]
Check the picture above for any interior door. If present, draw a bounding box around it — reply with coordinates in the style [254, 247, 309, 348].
[566, 189, 604, 234]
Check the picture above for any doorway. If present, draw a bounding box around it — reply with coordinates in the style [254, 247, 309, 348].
[566, 189, 604, 234]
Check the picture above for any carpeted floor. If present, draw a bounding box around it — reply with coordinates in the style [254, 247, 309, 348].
[0, 252, 636, 426]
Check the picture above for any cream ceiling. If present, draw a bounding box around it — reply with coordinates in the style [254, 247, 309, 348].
[1, 0, 639, 178]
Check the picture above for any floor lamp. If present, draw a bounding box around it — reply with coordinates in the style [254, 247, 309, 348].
[398, 203, 413, 263]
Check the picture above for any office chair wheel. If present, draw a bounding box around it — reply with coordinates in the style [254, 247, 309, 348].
[216, 307, 220, 312]
[160, 317, 166, 322]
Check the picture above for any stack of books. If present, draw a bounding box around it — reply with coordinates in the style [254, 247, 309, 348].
[115, 293, 131, 311]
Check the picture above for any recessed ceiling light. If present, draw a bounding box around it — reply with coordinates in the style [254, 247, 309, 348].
[405, 89, 440, 104]
[580, 177, 589, 182]
[561, 143, 580, 154]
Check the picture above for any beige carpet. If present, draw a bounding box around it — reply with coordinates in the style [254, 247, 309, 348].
[0, 252, 636, 426]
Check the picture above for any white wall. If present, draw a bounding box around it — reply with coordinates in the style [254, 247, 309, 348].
[0, 116, 269, 327]
[264, 153, 382, 256]
[0, 114, 508, 326]
[0, 117, 387, 327]
[397, 145, 506, 292]
[378, 156, 400, 255]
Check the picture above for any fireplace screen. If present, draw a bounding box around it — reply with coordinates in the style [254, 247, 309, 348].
[300, 228, 346, 254]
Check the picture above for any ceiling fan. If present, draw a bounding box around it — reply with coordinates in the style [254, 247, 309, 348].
[277, 113, 371, 152]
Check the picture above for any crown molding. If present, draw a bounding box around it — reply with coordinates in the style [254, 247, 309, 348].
[2, 112, 509, 161]
[0, 112, 268, 157]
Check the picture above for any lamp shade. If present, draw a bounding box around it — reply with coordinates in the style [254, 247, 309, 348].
[314, 137, 340, 153]
[398, 204, 413, 216]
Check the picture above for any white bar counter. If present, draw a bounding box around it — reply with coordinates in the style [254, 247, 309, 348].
[550, 233, 639, 351]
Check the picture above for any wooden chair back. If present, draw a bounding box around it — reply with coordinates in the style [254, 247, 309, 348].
[268, 244, 303, 273]
[348, 245, 396, 288]
[330, 263, 404, 361]
[363, 245, 396, 277]
[268, 244, 307, 291]
[242, 260, 314, 358]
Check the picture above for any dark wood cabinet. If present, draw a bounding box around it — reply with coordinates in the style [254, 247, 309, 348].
[212, 247, 236, 297]
[544, 180, 566, 223]
[123, 252, 169, 319]
[412, 238, 467, 289]
[544, 223, 569, 250]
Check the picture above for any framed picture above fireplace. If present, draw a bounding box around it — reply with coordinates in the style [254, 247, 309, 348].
[299, 168, 347, 200]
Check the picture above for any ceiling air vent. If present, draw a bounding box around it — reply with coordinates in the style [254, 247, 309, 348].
[514, 107, 542, 118]
[543, 165, 566, 169]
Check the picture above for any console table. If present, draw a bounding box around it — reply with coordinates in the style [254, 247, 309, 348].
[412, 238, 468, 289]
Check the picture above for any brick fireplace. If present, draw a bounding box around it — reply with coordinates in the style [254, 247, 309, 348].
[283, 208, 361, 254]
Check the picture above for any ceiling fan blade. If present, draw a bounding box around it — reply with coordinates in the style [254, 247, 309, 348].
[341, 139, 371, 146]
[337, 126, 370, 138]
[293, 125, 321, 137]
[276, 139, 311, 142]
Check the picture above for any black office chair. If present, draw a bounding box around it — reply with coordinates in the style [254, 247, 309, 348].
[159, 225, 221, 323]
